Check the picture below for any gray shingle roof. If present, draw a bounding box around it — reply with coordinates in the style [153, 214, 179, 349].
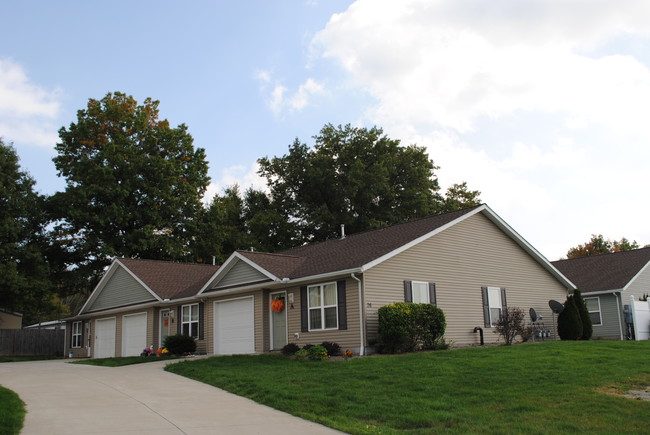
[551, 247, 650, 292]
[118, 258, 220, 300]
[238, 206, 482, 279]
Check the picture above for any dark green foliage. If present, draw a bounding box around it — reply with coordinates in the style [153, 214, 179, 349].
[377, 302, 446, 353]
[572, 290, 593, 340]
[301, 344, 314, 350]
[258, 124, 481, 245]
[163, 334, 197, 355]
[281, 343, 300, 356]
[305, 345, 329, 361]
[320, 341, 341, 356]
[0, 139, 64, 325]
[557, 296, 583, 340]
[50, 92, 210, 291]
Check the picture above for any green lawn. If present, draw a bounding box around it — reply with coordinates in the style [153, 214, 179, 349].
[166, 341, 650, 434]
[0, 386, 25, 435]
[71, 355, 181, 367]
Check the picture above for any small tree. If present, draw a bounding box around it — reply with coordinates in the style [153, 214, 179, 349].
[557, 296, 583, 340]
[572, 290, 592, 340]
[494, 307, 526, 345]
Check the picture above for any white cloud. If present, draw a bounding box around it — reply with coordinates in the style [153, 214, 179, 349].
[255, 70, 326, 115]
[203, 162, 268, 204]
[312, 1, 650, 258]
[0, 58, 61, 147]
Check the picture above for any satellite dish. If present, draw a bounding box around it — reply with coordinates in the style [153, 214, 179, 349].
[529, 308, 541, 322]
[549, 300, 565, 314]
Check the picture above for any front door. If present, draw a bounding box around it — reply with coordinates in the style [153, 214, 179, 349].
[270, 292, 288, 350]
[160, 309, 173, 347]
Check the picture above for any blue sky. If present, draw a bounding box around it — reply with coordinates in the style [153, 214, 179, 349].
[2, 0, 650, 261]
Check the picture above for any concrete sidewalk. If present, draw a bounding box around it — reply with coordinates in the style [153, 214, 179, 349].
[0, 358, 342, 434]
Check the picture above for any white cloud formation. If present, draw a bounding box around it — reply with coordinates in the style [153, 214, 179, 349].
[313, 0, 650, 258]
[203, 162, 268, 204]
[255, 69, 326, 115]
[0, 58, 62, 147]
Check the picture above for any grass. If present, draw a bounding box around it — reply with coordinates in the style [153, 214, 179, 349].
[0, 386, 25, 435]
[71, 355, 180, 367]
[0, 355, 60, 363]
[166, 341, 650, 434]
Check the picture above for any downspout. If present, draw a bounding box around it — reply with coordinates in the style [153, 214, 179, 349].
[615, 292, 624, 340]
[351, 273, 365, 356]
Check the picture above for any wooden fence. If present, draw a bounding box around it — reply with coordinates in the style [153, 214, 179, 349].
[0, 329, 65, 356]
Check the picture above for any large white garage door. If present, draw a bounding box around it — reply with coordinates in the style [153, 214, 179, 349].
[214, 297, 254, 355]
[122, 313, 147, 357]
[95, 318, 116, 358]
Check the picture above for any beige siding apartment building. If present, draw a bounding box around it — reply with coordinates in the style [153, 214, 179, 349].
[66, 204, 575, 358]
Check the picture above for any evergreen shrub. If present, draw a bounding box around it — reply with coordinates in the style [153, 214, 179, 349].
[163, 334, 197, 355]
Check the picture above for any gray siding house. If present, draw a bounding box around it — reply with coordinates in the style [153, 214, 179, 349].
[552, 247, 650, 340]
[67, 204, 575, 358]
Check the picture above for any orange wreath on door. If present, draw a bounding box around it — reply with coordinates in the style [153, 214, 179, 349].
[271, 298, 285, 313]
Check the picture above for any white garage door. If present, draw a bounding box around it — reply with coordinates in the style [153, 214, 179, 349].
[122, 313, 147, 357]
[94, 318, 116, 358]
[214, 297, 254, 355]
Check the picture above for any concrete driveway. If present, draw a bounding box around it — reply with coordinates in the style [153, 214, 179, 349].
[0, 358, 342, 434]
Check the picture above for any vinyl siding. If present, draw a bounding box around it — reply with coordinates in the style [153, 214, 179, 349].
[89, 267, 156, 311]
[284, 277, 362, 352]
[587, 294, 622, 339]
[622, 261, 650, 302]
[213, 260, 270, 289]
[364, 213, 569, 345]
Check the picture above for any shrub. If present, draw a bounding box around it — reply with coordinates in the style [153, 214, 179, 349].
[557, 296, 583, 340]
[163, 334, 197, 355]
[306, 345, 329, 361]
[320, 341, 341, 356]
[377, 302, 446, 353]
[573, 290, 592, 340]
[302, 344, 314, 350]
[281, 343, 300, 356]
[294, 349, 308, 360]
[493, 307, 525, 345]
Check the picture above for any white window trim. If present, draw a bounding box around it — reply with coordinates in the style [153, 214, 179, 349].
[181, 303, 199, 339]
[411, 281, 430, 304]
[307, 282, 338, 331]
[487, 286, 503, 327]
[72, 321, 82, 348]
[585, 297, 603, 326]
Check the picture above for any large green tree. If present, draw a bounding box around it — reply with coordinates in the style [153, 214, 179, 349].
[0, 139, 63, 325]
[50, 92, 210, 290]
[566, 234, 640, 259]
[258, 124, 475, 244]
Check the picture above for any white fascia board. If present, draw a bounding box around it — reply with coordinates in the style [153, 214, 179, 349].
[582, 289, 622, 296]
[78, 259, 121, 315]
[197, 251, 280, 295]
[279, 268, 362, 286]
[361, 205, 486, 272]
[479, 205, 577, 290]
[622, 260, 650, 292]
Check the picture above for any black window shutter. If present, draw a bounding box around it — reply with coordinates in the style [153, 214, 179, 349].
[500, 288, 507, 309]
[404, 280, 413, 302]
[337, 280, 347, 330]
[300, 286, 308, 332]
[198, 302, 205, 340]
[428, 283, 437, 306]
[481, 287, 490, 327]
[177, 306, 182, 335]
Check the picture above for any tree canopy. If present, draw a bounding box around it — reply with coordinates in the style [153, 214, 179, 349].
[50, 92, 210, 289]
[0, 139, 63, 324]
[566, 234, 640, 259]
[258, 123, 480, 244]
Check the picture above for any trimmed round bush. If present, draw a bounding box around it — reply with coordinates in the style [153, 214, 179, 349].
[377, 302, 446, 353]
[163, 334, 197, 355]
[281, 343, 300, 356]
